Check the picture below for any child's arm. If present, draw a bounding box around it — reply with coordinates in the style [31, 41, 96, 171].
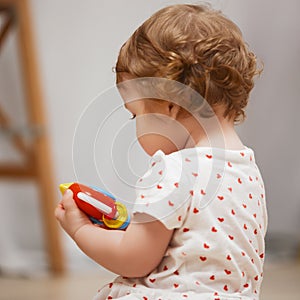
[55, 189, 173, 277]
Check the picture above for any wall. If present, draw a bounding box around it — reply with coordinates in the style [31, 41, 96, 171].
[0, 0, 299, 274]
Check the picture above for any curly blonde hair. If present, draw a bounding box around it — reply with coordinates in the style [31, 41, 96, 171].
[116, 4, 261, 123]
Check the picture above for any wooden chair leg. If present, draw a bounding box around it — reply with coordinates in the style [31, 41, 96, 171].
[0, 0, 65, 274]
[16, 0, 65, 275]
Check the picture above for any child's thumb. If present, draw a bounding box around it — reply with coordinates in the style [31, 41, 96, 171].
[61, 189, 76, 209]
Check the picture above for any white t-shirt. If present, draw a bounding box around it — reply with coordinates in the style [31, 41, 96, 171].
[94, 146, 267, 300]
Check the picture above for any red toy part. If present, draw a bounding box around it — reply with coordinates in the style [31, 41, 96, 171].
[69, 183, 117, 219]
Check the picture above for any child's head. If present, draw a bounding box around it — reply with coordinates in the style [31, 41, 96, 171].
[116, 4, 261, 124]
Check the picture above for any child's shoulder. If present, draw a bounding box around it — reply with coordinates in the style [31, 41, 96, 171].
[140, 146, 257, 192]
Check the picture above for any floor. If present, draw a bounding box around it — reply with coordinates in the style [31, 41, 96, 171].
[0, 262, 300, 300]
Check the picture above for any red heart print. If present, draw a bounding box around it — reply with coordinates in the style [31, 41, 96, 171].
[143, 297, 148, 300]
[178, 215, 182, 221]
[211, 226, 218, 232]
[204, 243, 210, 249]
[183, 228, 190, 232]
[253, 213, 257, 218]
[193, 207, 199, 214]
[249, 193, 253, 199]
[227, 162, 232, 167]
[224, 285, 228, 291]
[254, 229, 258, 235]
[133, 283, 137, 287]
[201, 189, 206, 195]
[151, 162, 156, 167]
[192, 172, 198, 177]
[109, 283, 113, 288]
[108, 296, 113, 300]
[174, 283, 179, 288]
[238, 178, 242, 184]
[231, 209, 236, 215]
[228, 235, 234, 240]
[244, 224, 248, 230]
[218, 217, 224, 222]
[140, 194, 145, 199]
[158, 170, 163, 175]
[227, 254, 232, 260]
[243, 203, 247, 208]
[260, 253, 264, 259]
[217, 195, 224, 200]
[210, 275, 215, 280]
[241, 251, 246, 256]
[224, 269, 231, 275]
[249, 176, 253, 181]
[163, 265, 168, 271]
[168, 200, 174, 207]
[206, 154, 213, 159]
[190, 190, 194, 196]
[174, 182, 179, 188]
[200, 256, 207, 261]
[240, 152, 245, 157]
[228, 187, 233, 192]
[157, 184, 162, 189]
[243, 283, 249, 288]
[185, 158, 191, 162]
[149, 278, 156, 283]
[254, 275, 259, 281]
[216, 173, 222, 179]
[173, 270, 179, 275]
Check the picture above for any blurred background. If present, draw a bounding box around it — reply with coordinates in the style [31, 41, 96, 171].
[0, 0, 299, 299]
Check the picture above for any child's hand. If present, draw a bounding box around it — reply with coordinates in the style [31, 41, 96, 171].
[55, 189, 91, 239]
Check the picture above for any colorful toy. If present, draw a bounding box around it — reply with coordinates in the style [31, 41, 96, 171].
[59, 182, 130, 230]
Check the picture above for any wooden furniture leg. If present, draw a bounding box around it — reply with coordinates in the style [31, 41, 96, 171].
[0, 0, 65, 275]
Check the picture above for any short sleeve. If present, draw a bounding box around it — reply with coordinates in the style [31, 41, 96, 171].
[132, 150, 192, 230]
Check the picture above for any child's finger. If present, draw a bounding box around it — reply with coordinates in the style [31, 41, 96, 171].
[54, 204, 64, 221]
[61, 189, 77, 210]
[63, 188, 73, 199]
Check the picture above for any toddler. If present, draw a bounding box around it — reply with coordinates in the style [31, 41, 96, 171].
[55, 4, 267, 300]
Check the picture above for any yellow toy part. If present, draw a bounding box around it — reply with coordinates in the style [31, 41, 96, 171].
[102, 202, 128, 229]
[59, 182, 74, 194]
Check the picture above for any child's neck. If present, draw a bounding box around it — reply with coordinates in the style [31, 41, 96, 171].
[184, 115, 245, 151]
